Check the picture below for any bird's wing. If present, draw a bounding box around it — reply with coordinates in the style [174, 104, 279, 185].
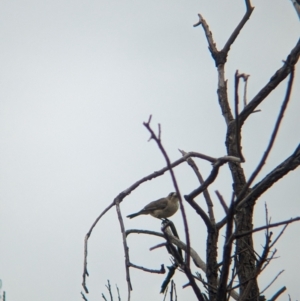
[143, 198, 168, 211]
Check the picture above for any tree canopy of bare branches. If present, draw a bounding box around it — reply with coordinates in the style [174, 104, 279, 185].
[81, 2, 300, 301]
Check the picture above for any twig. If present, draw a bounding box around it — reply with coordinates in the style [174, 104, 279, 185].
[184, 195, 212, 229]
[260, 270, 284, 294]
[116, 284, 121, 301]
[187, 158, 231, 200]
[173, 280, 178, 301]
[143, 117, 191, 267]
[163, 284, 168, 301]
[241, 73, 250, 107]
[269, 286, 286, 301]
[215, 190, 228, 214]
[234, 217, 300, 239]
[161, 265, 177, 294]
[170, 280, 174, 301]
[129, 263, 165, 274]
[149, 242, 167, 251]
[260, 249, 277, 273]
[126, 228, 164, 239]
[105, 280, 113, 301]
[216, 199, 236, 301]
[237, 144, 300, 209]
[193, 14, 218, 54]
[256, 232, 272, 273]
[81, 292, 89, 301]
[82, 202, 115, 293]
[102, 294, 108, 301]
[179, 149, 215, 224]
[234, 70, 246, 162]
[225, 258, 237, 301]
[222, 1, 254, 55]
[270, 223, 288, 248]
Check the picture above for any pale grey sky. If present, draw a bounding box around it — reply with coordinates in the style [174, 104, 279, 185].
[0, 1, 299, 301]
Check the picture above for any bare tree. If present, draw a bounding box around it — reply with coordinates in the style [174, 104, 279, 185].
[81, 1, 300, 301]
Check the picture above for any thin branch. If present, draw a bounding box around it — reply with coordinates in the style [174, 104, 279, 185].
[187, 157, 231, 200]
[215, 190, 228, 214]
[184, 195, 212, 229]
[241, 73, 250, 107]
[179, 149, 215, 224]
[81, 292, 89, 301]
[238, 143, 300, 208]
[160, 265, 177, 294]
[269, 286, 286, 301]
[129, 263, 165, 274]
[260, 270, 284, 294]
[270, 223, 288, 248]
[102, 294, 108, 301]
[234, 217, 300, 239]
[105, 280, 113, 301]
[239, 38, 300, 125]
[173, 280, 178, 301]
[193, 13, 218, 54]
[226, 257, 238, 301]
[115, 200, 132, 299]
[236, 67, 295, 207]
[256, 232, 272, 273]
[216, 199, 236, 301]
[126, 229, 164, 239]
[116, 285, 121, 301]
[143, 118, 191, 267]
[144, 118, 205, 300]
[222, 0, 254, 54]
[260, 249, 277, 273]
[82, 202, 114, 293]
[149, 242, 167, 251]
[234, 70, 246, 162]
[163, 285, 169, 301]
[170, 279, 174, 301]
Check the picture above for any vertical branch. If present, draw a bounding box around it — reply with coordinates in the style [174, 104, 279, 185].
[143, 117, 191, 267]
[143, 118, 204, 300]
[216, 200, 235, 301]
[234, 71, 245, 162]
[115, 199, 132, 301]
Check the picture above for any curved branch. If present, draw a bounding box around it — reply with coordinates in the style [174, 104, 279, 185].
[222, 1, 254, 54]
[179, 149, 216, 225]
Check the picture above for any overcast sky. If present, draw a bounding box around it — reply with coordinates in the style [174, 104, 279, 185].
[0, 1, 299, 301]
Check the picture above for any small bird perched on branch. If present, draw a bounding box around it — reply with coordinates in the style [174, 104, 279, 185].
[127, 192, 179, 219]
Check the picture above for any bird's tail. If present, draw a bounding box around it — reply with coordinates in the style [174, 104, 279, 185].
[126, 212, 140, 219]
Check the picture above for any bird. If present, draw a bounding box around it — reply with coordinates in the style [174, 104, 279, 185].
[127, 192, 179, 219]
